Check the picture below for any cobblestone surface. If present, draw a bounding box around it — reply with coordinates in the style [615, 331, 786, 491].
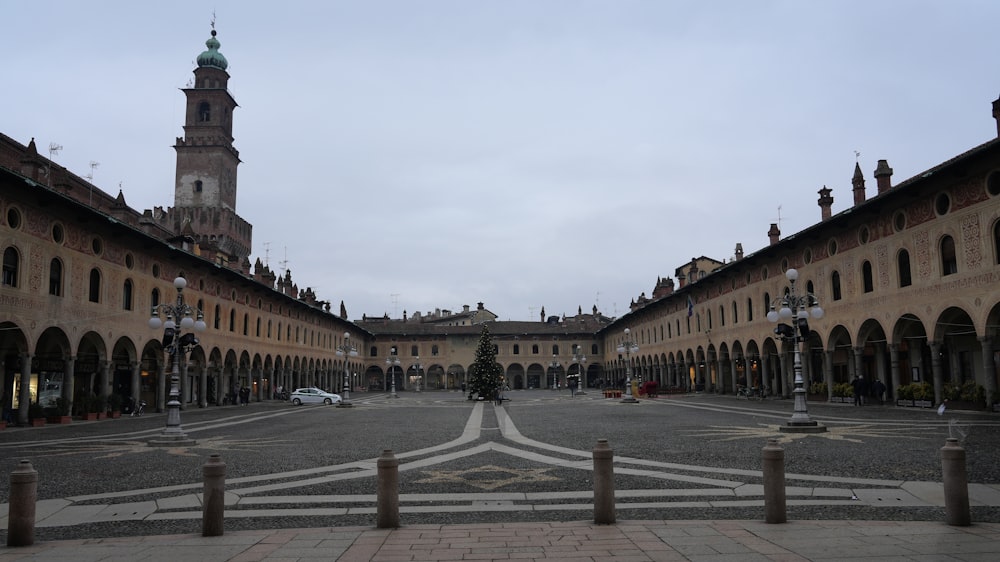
[1, 389, 998, 543]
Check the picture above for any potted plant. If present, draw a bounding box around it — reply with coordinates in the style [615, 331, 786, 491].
[28, 402, 46, 427]
[992, 389, 1000, 413]
[912, 382, 934, 408]
[107, 394, 123, 418]
[47, 397, 73, 424]
[896, 383, 915, 406]
[78, 395, 98, 421]
[832, 383, 853, 403]
[808, 382, 827, 401]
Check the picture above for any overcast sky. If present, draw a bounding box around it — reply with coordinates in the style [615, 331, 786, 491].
[6, 1, 999, 321]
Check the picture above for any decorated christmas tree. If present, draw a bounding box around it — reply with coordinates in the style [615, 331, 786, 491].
[468, 324, 503, 399]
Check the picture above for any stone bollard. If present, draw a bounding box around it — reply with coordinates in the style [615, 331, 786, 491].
[7, 460, 38, 547]
[593, 439, 615, 524]
[202, 453, 226, 537]
[941, 437, 971, 526]
[762, 438, 786, 524]
[377, 449, 400, 528]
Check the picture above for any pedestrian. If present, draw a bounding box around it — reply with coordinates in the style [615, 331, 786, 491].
[873, 379, 886, 405]
[852, 375, 866, 406]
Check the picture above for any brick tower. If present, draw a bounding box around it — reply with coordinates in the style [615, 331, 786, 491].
[170, 24, 252, 270]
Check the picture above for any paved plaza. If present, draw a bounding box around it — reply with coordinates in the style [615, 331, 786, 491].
[2, 390, 1000, 560]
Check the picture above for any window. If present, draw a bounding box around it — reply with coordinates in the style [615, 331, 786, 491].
[532, 344, 539, 354]
[194, 180, 203, 193]
[732, 302, 738, 324]
[832, 271, 842, 301]
[2, 247, 18, 287]
[48, 258, 62, 296]
[719, 305, 725, 327]
[862, 261, 874, 293]
[552, 344, 559, 355]
[214, 304, 221, 329]
[746, 298, 753, 322]
[152, 288, 160, 308]
[122, 279, 133, 310]
[513, 344, 520, 355]
[941, 235, 958, 275]
[229, 309, 236, 332]
[806, 280, 815, 294]
[591, 344, 598, 355]
[763, 293, 771, 315]
[898, 250, 912, 287]
[198, 101, 211, 122]
[88, 268, 101, 302]
[432, 345, 439, 356]
[411, 345, 418, 357]
[256, 317, 261, 337]
[243, 313, 249, 336]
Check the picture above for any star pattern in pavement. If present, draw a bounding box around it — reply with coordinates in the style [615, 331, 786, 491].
[683, 423, 932, 444]
[415, 464, 560, 490]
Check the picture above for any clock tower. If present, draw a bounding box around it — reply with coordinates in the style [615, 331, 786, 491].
[171, 26, 252, 269]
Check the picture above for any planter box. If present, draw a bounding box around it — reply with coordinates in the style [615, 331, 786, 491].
[30, 418, 46, 427]
[807, 394, 827, 402]
[80, 412, 99, 421]
[993, 403, 1000, 413]
[914, 399, 933, 408]
[110, 411, 121, 419]
[896, 399, 916, 407]
[0, 420, 6, 430]
[831, 396, 851, 403]
[47, 416, 72, 424]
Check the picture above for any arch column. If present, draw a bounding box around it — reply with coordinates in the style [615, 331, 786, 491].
[17, 353, 32, 425]
[930, 340, 944, 405]
[156, 360, 166, 413]
[98, 360, 111, 401]
[63, 355, 77, 415]
[889, 344, 901, 403]
[214, 367, 224, 406]
[824, 350, 834, 401]
[130, 361, 141, 411]
[198, 363, 208, 408]
[777, 349, 788, 397]
[979, 336, 997, 404]
[853, 346, 864, 389]
[730, 356, 738, 395]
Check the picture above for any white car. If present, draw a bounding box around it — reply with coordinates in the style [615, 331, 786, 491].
[289, 388, 342, 405]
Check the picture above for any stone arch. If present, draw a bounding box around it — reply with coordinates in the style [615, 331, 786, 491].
[505, 363, 525, 390]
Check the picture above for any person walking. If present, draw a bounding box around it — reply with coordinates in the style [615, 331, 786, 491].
[852, 375, 866, 406]
[873, 378, 886, 405]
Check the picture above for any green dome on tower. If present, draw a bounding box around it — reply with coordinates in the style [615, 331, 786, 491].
[197, 30, 228, 70]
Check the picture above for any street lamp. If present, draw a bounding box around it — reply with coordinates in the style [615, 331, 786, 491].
[549, 355, 560, 390]
[412, 356, 423, 392]
[572, 345, 587, 395]
[767, 268, 826, 433]
[335, 332, 358, 407]
[148, 276, 206, 445]
[385, 347, 400, 398]
[617, 328, 639, 403]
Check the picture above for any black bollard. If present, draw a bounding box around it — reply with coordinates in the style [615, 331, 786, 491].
[762, 438, 786, 524]
[377, 449, 400, 528]
[202, 454, 226, 536]
[7, 460, 38, 547]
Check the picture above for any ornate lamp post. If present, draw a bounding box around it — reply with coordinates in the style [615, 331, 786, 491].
[572, 345, 587, 395]
[148, 276, 206, 445]
[617, 328, 639, 403]
[335, 332, 358, 407]
[385, 347, 400, 398]
[412, 356, 423, 392]
[767, 268, 826, 433]
[549, 355, 560, 390]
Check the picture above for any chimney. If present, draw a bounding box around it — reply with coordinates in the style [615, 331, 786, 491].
[994, 95, 1000, 137]
[734, 243, 743, 260]
[477, 302, 484, 311]
[768, 223, 781, 245]
[852, 162, 866, 206]
[874, 159, 893, 193]
[688, 258, 699, 282]
[817, 185, 834, 221]
[676, 272, 686, 288]
[463, 304, 470, 312]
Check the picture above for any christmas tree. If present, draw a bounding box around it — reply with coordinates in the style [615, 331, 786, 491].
[468, 324, 503, 399]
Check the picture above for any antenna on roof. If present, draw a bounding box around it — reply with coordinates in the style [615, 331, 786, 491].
[774, 205, 783, 231]
[262, 242, 271, 266]
[48, 143, 62, 159]
[85, 161, 100, 182]
[279, 246, 289, 276]
[391, 293, 400, 318]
